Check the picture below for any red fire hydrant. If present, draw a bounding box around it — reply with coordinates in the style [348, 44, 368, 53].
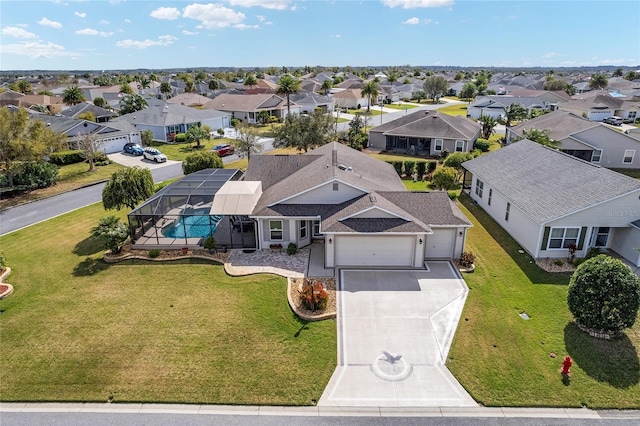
[560, 356, 572, 376]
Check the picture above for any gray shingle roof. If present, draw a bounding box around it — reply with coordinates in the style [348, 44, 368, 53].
[370, 110, 481, 140]
[510, 110, 599, 141]
[462, 139, 640, 224]
[112, 103, 227, 126]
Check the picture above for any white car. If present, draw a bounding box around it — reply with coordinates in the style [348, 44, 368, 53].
[143, 147, 167, 162]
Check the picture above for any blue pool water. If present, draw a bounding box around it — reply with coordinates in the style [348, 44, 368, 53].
[162, 210, 223, 239]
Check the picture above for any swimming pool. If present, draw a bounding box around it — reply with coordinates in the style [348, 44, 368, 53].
[161, 209, 223, 239]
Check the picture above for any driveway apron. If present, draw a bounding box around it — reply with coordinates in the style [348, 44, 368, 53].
[319, 262, 476, 407]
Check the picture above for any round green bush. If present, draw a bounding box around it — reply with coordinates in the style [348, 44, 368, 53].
[567, 255, 640, 335]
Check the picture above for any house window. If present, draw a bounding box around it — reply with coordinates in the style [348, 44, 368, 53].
[629, 111, 637, 120]
[455, 140, 464, 152]
[332, 182, 339, 191]
[312, 220, 321, 236]
[505, 202, 511, 221]
[434, 139, 443, 151]
[475, 179, 484, 198]
[548, 227, 580, 249]
[269, 220, 283, 241]
[591, 149, 602, 163]
[595, 227, 610, 247]
[488, 188, 493, 206]
[299, 221, 307, 239]
[623, 150, 635, 163]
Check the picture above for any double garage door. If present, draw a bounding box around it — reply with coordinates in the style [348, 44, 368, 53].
[335, 235, 415, 267]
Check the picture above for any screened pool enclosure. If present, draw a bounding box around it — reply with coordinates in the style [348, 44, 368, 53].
[128, 168, 257, 249]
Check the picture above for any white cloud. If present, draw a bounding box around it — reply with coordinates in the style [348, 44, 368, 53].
[0, 40, 76, 59]
[75, 27, 113, 37]
[330, 34, 341, 38]
[182, 30, 199, 35]
[257, 15, 266, 22]
[99, 20, 110, 25]
[38, 17, 63, 28]
[182, 3, 245, 29]
[150, 7, 181, 20]
[116, 34, 178, 49]
[235, 23, 259, 29]
[382, 0, 454, 9]
[541, 52, 560, 59]
[229, 0, 292, 10]
[124, 19, 131, 23]
[403, 17, 420, 25]
[74, 11, 87, 18]
[1, 26, 37, 39]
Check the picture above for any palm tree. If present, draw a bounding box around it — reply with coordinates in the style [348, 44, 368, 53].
[360, 80, 379, 113]
[184, 79, 196, 93]
[501, 104, 527, 128]
[160, 82, 172, 99]
[119, 83, 133, 95]
[119, 94, 148, 115]
[478, 115, 498, 139]
[62, 85, 86, 106]
[589, 73, 608, 90]
[137, 77, 151, 92]
[208, 79, 220, 91]
[276, 74, 301, 116]
[244, 74, 257, 86]
[321, 79, 333, 95]
[522, 128, 559, 148]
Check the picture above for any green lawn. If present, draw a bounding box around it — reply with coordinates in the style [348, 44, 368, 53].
[0, 203, 336, 405]
[437, 104, 469, 116]
[448, 194, 640, 408]
[612, 168, 640, 180]
[149, 138, 237, 162]
[384, 103, 419, 111]
[0, 162, 125, 210]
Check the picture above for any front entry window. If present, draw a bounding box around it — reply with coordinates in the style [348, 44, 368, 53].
[595, 227, 609, 247]
[313, 220, 322, 236]
[269, 220, 283, 240]
[299, 221, 307, 239]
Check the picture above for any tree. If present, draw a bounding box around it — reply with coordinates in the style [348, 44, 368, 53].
[119, 83, 134, 95]
[360, 80, 379, 112]
[208, 79, 220, 91]
[256, 110, 270, 124]
[501, 103, 527, 128]
[184, 79, 196, 93]
[77, 111, 96, 122]
[93, 97, 106, 108]
[12, 80, 32, 94]
[613, 67, 623, 77]
[141, 129, 153, 146]
[102, 167, 154, 210]
[182, 151, 223, 175]
[235, 122, 264, 161]
[75, 133, 105, 171]
[459, 82, 476, 102]
[443, 152, 473, 181]
[62, 85, 86, 106]
[185, 125, 210, 148]
[413, 90, 426, 104]
[160, 82, 172, 99]
[276, 74, 301, 116]
[345, 113, 366, 150]
[119, 94, 148, 115]
[273, 110, 334, 152]
[567, 255, 640, 336]
[589, 73, 608, 90]
[543, 79, 568, 92]
[431, 167, 458, 190]
[194, 71, 208, 84]
[321, 79, 333, 95]
[624, 71, 639, 81]
[478, 115, 497, 139]
[423, 75, 448, 103]
[0, 107, 65, 187]
[521, 128, 559, 148]
[244, 74, 257, 86]
[387, 72, 398, 83]
[136, 77, 151, 91]
[91, 216, 129, 254]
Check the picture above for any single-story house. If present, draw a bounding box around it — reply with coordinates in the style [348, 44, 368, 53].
[60, 102, 117, 123]
[331, 89, 369, 109]
[203, 93, 298, 123]
[463, 139, 640, 267]
[212, 142, 472, 267]
[0, 91, 64, 114]
[165, 93, 213, 107]
[368, 110, 482, 155]
[112, 103, 231, 142]
[507, 110, 640, 168]
[288, 91, 334, 113]
[467, 96, 550, 119]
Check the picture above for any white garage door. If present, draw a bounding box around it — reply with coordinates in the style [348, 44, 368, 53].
[425, 229, 455, 259]
[101, 136, 130, 154]
[335, 235, 414, 267]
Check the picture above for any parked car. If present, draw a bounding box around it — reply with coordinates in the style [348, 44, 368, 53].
[212, 144, 235, 157]
[123, 142, 144, 156]
[143, 147, 167, 162]
[603, 116, 623, 126]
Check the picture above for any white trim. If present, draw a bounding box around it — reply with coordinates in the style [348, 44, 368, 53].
[338, 206, 411, 222]
[434, 139, 443, 151]
[623, 149, 635, 164]
[547, 226, 581, 250]
[269, 219, 283, 241]
[591, 148, 603, 163]
[267, 178, 369, 207]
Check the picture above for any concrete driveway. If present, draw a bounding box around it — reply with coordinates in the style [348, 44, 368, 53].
[319, 262, 476, 407]
[108, 152, 181, 170]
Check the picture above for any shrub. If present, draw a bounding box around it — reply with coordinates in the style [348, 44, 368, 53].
[182, 151, 223, 175]
[93, 151, 111, 166]
[174, 133, 187, 143]
[91, 216, 129, 254]
[440, 149, 449, 161]
[49, 150, 84, 165]
[141, 129, 154, 146]
[0, 250, 6, 271]
[404, 160, 416, 176]
[426, 161, 437, 174]
[471, 149, 482, 158]
[448, 192, 458, 201]
[585, 246, 601, 259]
[391, 161, 403, 177]
[299, 281, 329, 311]
[14, 162, 59, 189]
[416, 161, 427, 178]
[572, 257, 586, 267]
[459, 251, 475, 267]
[431, 167, 458, 190]
[444, 152, 473, 170]
[567, 254, 640, 335]
[231, 118, 241, 128]
[474, 138, 491, 152]
[148, 249, 161, 258]
[554, 258, 565, 266]
[287, 243, 298, 256]
[204, 236, 217, 251]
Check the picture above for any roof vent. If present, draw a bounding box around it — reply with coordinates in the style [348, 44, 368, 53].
[369, 194, 377, 202]
[338, 164, 347, 171]
[346, 166, 353, 172]
[46, 122, 51, 126]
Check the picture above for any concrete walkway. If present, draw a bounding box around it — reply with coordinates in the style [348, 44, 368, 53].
[319, 263, 475, 407]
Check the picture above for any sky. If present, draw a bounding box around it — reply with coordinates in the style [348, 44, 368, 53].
[1, 0, 639, 71]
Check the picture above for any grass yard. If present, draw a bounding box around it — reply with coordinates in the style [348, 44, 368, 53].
[437, 103, 469, 116]
[0, 203, 336, 405]
[612, 168, 640, 180]
[384, 103, 419, 111]
[448, 193, 640, 408]
[149, 138, 237, 162]
[0, 162, 124, 210]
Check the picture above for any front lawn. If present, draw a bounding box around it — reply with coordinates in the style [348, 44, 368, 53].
[0, 162, 125, 210]
[384, 103, 419, 111]
[0, 203, 336, 405]
[149, 138, 236, 162]
[437, 104, 469, 116]
[448, 194, 640, 408]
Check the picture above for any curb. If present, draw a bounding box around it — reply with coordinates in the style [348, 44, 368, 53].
[0, 267, 13, 299]
[102, 253, 225, 265]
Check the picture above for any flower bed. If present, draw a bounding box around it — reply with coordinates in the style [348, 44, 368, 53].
[104, 243, 229, 264]
[288, 277, 336, 321]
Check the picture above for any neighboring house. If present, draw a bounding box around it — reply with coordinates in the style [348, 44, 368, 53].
[165, 93, 212, 107]
[626, 127, 640, 141]
[559, 94, 640, 122]
[466, 96, 549, 119]
[204, 93, 298, 123]
[331, 89, 368, 109]
[112, 103, 230, 142]
[507, 110, 640, 168]
[463, 139, 640, 267]
[60, 102, 117, 123]
[368, 110, 481, 155]
[212, 142, 472, 267]
[0, 90, 63, 114]
[289, 91, 334, 113]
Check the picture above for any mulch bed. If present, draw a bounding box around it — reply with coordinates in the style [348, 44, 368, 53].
[536, 258, 576, 273]
[289, 277, 336, 320]
[104, 243, 229, 264]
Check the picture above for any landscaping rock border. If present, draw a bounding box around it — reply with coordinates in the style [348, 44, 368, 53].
[288, 277, 336, 321]
[0, 267, 14, 300]
[103, 245, 228, 265]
